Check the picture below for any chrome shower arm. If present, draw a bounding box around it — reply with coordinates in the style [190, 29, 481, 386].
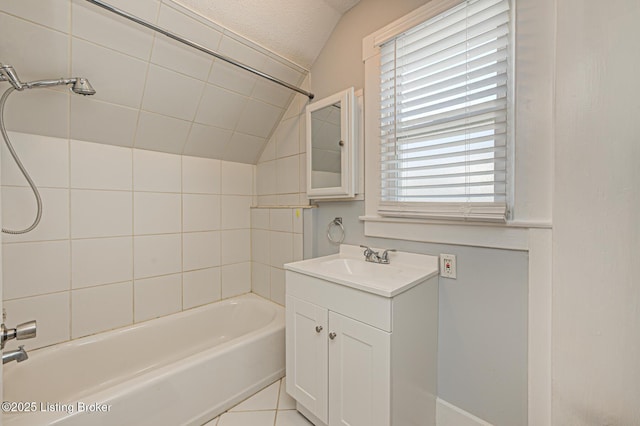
[23, 78, 76, 89]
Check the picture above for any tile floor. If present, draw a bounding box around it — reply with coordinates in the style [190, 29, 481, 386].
[203, 377, 313, 426]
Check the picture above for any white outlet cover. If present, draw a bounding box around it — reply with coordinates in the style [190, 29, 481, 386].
[440, 254, 457, 279]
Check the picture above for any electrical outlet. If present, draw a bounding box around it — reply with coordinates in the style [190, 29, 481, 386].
[440, 254, 457, 279]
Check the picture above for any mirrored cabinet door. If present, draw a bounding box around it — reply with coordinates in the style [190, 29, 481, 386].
[306, 87, 357, 199]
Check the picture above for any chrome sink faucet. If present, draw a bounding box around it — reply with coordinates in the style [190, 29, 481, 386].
[360, 245, 396, 264]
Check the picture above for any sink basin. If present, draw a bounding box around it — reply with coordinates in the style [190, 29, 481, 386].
[284, 245, 439, 297]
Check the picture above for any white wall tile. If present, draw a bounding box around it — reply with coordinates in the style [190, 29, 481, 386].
[142, 65, 207, 124]
[133, 149, 181, 192]
[183, 156, 221, 194]
[71, 190, 132, 238]
[195, 84, 247, 130]
[259, 137, 276, 163]
[71, 0, 158, 61]
[183, 123, 232, 159]
[0, 13, 69, 83]
[70, 96, 138, 147]
[134, 192, 181, 235]
[183, 267, 221, 309]
[134, 274, 182, 322]
[221, 262, 251, 299]
[4, 89, 69, 139]
[1, 187, 69, 243]
[257, 195, 277, 206]
[251, 262, 270, 299]
[221, 229, 251, 265]
[134, 111, 191, 154]
[3, 241, 70, 300]
[293, 233, 303, 262]
[72, 37, 148, 109]
[269, 231, 293, 268]
[151, 5, 220, 80]
[251, 229, 270, 265]
[277, 193, 299, 206]
[270, 209, 293, 232]
[221, 161, 254, 195]
[221, 196, 252, 230]
[208, 60, 256, 97]
[72, 281, 133, 338]
[299, 153, 307, 194]
[276, 155, 300, 194]
[256, 161, 276, 195]
[183, 194, 220, 232]
[2, 132, 69, 188]
[70, 140, 132, 190]
[1, 0, 70, 33]
[270, 267, 285, 305]
[292, 208, 304, 233]
[3, 292, 70, 351]
[251, 79, 294, 109]
[223, 132, 265, 164]
[235, 99, 283, 138]
[183, 231, 221, 271]
[133, 234, 181, 279]
[276, 117, 300, 159]
[251, 208, 270, 230]
[72, 237, 133, 289]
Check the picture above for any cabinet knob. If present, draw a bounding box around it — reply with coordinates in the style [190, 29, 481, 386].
[329, 332, 337, 340]
[315, 325, 323, 333]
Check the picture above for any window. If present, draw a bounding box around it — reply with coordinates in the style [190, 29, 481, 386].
[378, 0, 512, 221]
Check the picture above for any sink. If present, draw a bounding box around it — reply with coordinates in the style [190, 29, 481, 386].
[284, 245, 439, 297]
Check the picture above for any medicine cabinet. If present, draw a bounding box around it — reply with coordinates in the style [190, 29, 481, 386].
[306, 87, 358, 199]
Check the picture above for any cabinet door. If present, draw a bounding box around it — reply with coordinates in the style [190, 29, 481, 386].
[328, 311, 390, 426]
[286, 296, 329, 423]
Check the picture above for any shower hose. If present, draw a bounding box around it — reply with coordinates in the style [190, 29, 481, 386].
[0, 86, 43, 234]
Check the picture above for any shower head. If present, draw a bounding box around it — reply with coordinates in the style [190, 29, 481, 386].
[71, 78, 96, 96]
[22, 77, 96, 96]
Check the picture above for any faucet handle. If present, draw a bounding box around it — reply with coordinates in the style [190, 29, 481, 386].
[15, 320, 36, 341]
[381, 248, 397, 263]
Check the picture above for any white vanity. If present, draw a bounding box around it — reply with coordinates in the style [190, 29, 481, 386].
[284, 245, 439, 426]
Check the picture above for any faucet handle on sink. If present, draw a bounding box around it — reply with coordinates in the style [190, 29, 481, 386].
[380, 249, 397, 264]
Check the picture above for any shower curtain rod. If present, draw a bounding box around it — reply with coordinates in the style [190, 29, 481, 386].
[84, 0, 315, 100]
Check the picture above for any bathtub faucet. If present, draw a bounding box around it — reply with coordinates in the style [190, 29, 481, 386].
[3, 345, 28, 364]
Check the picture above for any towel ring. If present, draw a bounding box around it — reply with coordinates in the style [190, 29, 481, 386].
[327, 217, 345, 244]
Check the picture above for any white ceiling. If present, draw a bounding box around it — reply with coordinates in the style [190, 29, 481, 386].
[173, 0, 360, 68]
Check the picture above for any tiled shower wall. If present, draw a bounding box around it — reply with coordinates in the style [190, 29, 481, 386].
[2, 132, 254, 351]
[250, 208, 303, 305]
[255, 86, 310, 206]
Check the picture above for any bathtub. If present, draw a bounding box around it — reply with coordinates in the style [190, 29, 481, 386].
[3, 293, 285, 426]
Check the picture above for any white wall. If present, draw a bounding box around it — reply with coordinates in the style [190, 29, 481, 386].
[552, 0, 640, 424]
[2, 132, 254, 351]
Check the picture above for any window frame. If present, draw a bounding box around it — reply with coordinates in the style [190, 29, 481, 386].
[363, 0, 517, 228]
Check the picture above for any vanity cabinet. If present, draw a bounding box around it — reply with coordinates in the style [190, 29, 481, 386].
[285, 269, 438, 426]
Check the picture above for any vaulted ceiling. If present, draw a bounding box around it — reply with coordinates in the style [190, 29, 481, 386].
[174, 0, 360, 68]
[0, 0, 360, 163]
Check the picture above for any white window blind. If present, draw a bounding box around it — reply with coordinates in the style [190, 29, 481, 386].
[379, 0, 512, 221]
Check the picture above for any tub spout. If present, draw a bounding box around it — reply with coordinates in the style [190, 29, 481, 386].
[3, 345, 28, 364]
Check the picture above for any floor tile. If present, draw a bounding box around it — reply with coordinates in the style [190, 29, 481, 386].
[275, 410, 314, 426]
[278, 378, 297, 410]
[217, 410, 276, 426]
[230, 380, 280, 411]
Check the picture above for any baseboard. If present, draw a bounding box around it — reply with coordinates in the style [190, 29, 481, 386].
[436, 398, 493, 426]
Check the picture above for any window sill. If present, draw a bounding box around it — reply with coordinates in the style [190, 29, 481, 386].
[360, 215, 551, 250]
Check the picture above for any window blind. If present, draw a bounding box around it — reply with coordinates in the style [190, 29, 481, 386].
[379, 0, 511, 221]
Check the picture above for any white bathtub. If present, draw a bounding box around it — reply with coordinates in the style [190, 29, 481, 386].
[3, 293, 285, 426]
